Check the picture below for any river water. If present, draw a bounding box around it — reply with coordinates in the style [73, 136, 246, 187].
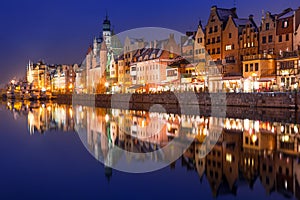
[0, 101, 299, 199]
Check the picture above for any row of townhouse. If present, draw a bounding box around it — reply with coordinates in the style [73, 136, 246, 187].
[76, 6, 300, 94]
[184, 6, 300, 92]
[26, 60, 78, 94]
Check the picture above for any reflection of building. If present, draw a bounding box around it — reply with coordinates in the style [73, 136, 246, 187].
[275, 152, 294, 198]
[276, 123, 300, 155]
[7, 101, 300, 199]
[27, 103, 74, 135]
[260, 152, 276, 194]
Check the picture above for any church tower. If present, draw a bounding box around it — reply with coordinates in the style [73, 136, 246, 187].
[102, 13, 112, 50]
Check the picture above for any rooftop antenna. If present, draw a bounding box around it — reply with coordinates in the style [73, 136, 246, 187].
[105, 9, 108, 20]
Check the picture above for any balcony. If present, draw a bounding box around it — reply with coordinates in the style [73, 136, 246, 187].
[278, 51, 299, 59]
[243, 54, 276, 61]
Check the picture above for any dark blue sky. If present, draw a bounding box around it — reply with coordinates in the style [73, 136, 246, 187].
[0, 0, 298, 84]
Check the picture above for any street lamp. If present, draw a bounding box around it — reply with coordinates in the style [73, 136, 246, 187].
[251, 73, 257, 92]
[105, 82, 109, 94]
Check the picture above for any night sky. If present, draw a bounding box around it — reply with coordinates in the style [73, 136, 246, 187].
[0, 0, 298, 84]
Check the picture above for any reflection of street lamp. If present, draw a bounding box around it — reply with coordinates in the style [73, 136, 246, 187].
[105, 114, 109, 122]
[294, 83, 298, 91]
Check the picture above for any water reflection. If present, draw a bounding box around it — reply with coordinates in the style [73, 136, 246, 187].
[3, 100, 300, 199]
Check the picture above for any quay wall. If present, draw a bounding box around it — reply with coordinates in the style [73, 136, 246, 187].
[72, 92, 300, 109]
[1, 92, 299, 109]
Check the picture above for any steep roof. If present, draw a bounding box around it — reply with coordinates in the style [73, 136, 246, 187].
[182, 35, 194, 47]
[232, 17, 258, 32]
[277, 8, 294, 19]
[233, 18, 250, 26]
[216, 7, 238, 21]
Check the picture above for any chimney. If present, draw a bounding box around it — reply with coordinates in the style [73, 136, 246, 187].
[169, 33, 174, 40]
[249, 14, 254, 20]
[211, 5, 217, 11]
[231, 7, 237, 15]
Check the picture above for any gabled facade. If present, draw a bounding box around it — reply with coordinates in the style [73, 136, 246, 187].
[129, 34, 180, 93]
[260, 11, 276, 54]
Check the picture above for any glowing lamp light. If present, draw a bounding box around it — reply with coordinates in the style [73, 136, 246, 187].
[105, 114, 109, 122]
[167, 123, 171, 131]
[251, 134, 258, 143]
[105, 82, 109, 88]
[281, 125, 285, 133]
[294, 126, 299, 134]
[142, 120, 146, 128]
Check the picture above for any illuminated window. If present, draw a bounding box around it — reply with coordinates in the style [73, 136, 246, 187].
[283, 20, 288, 28]
[226, 153, 232, 163]
[225, 45, 232, 51]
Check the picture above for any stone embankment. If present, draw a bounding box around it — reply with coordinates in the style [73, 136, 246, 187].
[72, 92, 299, 109]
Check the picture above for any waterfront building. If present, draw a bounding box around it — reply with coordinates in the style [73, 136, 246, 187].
[275, 8, 296, 56]
[275, 8, 300, 90]
[51, 64, 77, 94]
[260, 11, 276, 55]
[119, 37, 146, 93]
[181, 33, 195, 64]
[85, 39, 108, 94]
[276, 51, 300, 90]
[129, 34, 180, 93]
[75, 64, 86, 94]
[193, 22, 207, 90]
[221, 15, 256, 92]
[82, 14, 124, 94]
[205, 6, 238, 92]
[242, 54, 276, 92]
[26, 60, 51, 92]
